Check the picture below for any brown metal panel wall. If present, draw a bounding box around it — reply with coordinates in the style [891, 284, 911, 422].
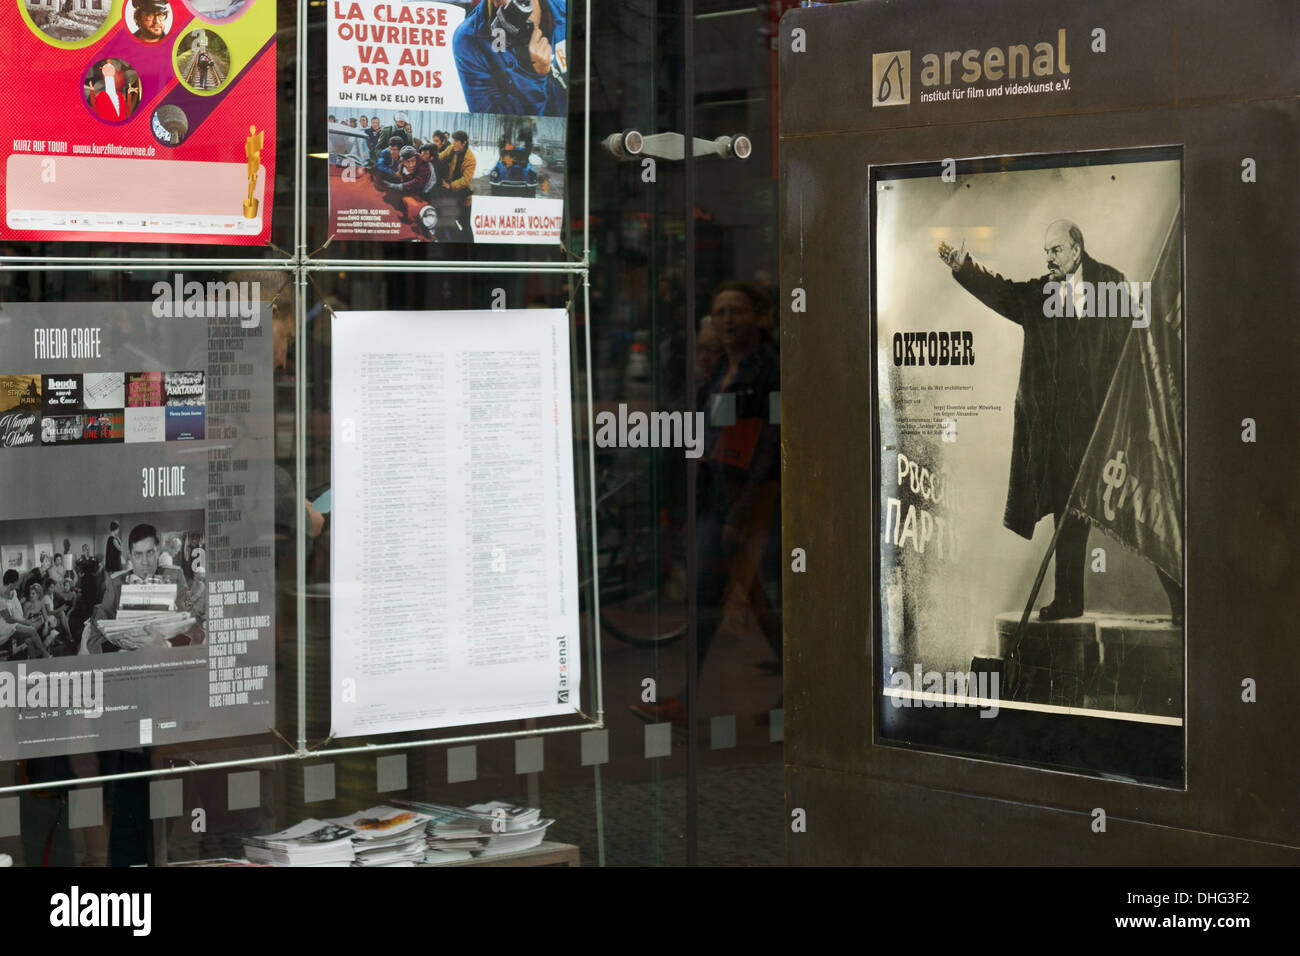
[779, 0, 1300, 864]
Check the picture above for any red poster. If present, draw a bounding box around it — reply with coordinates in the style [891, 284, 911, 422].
[2, 0, 276, 244]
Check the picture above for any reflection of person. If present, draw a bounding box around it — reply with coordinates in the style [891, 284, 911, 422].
[940, 221, 1182, 622]
[632, 282, 782, 727]
[267, 294, 326, 543]
[439, 131, 476, 240]
[131, 0, 170, 43]
[85, 523, 206, 653]
[696, 323, 723, 384]
[453, 0, 567, 116]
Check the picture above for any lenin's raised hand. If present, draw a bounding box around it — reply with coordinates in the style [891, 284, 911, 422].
[938, 239, 967, 272]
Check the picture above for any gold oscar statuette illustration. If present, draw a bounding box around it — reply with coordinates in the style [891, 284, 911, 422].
[244, 125, 263, 218]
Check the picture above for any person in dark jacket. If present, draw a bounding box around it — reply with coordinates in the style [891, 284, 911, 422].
[370, 112, 413, 161]
[424, 131, 450, 190]
[453, 0, 567, 116]
[377, 146, 434, 228]
[104, 521, 124, 574]
[378, 146, 433, 195]
[940, 220, 1180, 620]
[373, 136, 404, 179]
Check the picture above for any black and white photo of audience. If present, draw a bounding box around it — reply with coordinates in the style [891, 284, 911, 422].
[0, 518, 205, 659]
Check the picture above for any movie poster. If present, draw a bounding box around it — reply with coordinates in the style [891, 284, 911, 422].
[0, 294, 275, 760]
[1, 0, 276, 244]
[873, 149, 1185, 785]
[326, 0, 566, 244]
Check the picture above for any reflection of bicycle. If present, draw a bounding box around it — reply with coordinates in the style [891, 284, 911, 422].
[580, 456, 685, 649]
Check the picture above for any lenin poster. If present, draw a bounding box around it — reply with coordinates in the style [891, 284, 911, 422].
[872, 148, 1185, 785]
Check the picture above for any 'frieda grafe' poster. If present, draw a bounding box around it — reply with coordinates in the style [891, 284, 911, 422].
[873, 148, 1185, 785]
[0, 292, 275, 760]
[326, 0, 567, 244]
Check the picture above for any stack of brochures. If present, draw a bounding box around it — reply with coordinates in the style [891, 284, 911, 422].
[98, 611, 196, 647]
[118, 583, 179, 612]
[394, 799, 553, 863]
[242, 820, 357, 866]
[326, 806, 430, 867]
[170, 858, 270, 867]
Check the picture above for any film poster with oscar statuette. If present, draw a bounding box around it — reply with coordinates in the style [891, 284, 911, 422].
[1, 0, 276, 244]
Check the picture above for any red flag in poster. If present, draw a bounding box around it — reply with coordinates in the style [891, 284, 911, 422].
[1068, 213, 1183, 583]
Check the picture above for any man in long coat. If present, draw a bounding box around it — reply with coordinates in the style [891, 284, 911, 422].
[939, 220, 1130, 619]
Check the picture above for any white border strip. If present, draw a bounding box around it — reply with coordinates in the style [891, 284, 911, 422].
[883, 687, 1183, 727]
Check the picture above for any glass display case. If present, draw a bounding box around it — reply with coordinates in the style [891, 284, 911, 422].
[0, 0, 791, 869]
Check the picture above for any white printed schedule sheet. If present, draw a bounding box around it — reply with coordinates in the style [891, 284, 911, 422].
[330, 309, 581, 736]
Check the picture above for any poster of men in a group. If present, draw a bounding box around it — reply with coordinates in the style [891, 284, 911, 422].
[0, 294, 275, 760]
[326, 0, 567, 244]
[872, 149, 1185, 784]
